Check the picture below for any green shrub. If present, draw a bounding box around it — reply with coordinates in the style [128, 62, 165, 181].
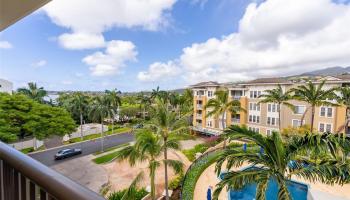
[182, 143, 210, 161]
[108, 188, 148, 200]
[169, 174, 184, 190]
[20, 147, 34, 154]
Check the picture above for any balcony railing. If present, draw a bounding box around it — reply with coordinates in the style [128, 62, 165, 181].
[231, 96, 241, 100]
[196, 104, 203, 109]
[196, 114, 202, 118]
[0, 141, 105, 200]
[231, 118, 240, 123]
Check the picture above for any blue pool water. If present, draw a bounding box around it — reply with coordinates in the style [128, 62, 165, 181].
[220, 168, 308, 200]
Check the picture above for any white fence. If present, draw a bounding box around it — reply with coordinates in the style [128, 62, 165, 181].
[9, 138, 43, 150]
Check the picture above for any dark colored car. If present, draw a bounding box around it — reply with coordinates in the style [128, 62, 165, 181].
[133, 124, 143, 129]
[54, 148, 82, 160]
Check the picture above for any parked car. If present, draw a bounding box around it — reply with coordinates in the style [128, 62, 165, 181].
[133, 124, 143, 129]
[54, 148, 82, 160]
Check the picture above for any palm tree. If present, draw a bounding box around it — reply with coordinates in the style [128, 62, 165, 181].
[115, 130, 183, 200]
[70, 92, 89, 140]
[205, 89, 245, 147]
[120, 172, 144, 200]
[89, 95, 111, 152]
[336, 86, 350, 135]
[213, 125, 350, 200]
[137, 92, 152, 119]
[259, 84, 294, 131]
[148, 98, 188, 200]
[151, 86, 169, 103]
[17, 82, 47, 103]
[290, 80, 337, 132]
[105, 89, 122, 134]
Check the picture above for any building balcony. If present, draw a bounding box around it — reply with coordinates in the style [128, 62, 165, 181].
[196, 114, 202, 118]
[0, 141, 104, 200]
[231, 118, 240, 123]
[196, 104, 203, 109]
[231, 96, 242, 100]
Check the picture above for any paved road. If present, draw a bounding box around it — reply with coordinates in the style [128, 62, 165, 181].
[29, 133, 134, 166]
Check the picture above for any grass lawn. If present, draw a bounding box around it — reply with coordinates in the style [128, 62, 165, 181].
[93, 144, 130, 164]
[93, 143, 129, 155]
[20, 145, 46, 154]
[67, 127, 132, 144]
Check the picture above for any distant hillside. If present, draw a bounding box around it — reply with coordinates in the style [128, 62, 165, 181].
[300, 66, 350, 76]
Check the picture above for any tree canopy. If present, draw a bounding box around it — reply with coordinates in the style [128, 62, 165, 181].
[0, 93, 76, 143]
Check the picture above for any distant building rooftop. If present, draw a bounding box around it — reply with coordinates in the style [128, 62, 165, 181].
[190, 81, 221, 88]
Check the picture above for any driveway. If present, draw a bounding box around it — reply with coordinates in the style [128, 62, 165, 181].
[51, 154, 108, 193]
[29, 132, 134, 166]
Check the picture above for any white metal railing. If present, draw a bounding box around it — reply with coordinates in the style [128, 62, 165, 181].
[196, 104, 203, 109]
[231, 118, 240, 123]
[196, 114, 202, 118]
[191, 126, 222, 136]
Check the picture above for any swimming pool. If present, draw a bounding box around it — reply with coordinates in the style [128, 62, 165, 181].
[220, 167, 308, 200]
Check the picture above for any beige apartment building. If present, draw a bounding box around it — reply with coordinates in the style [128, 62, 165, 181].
[191, 75, 350, 136]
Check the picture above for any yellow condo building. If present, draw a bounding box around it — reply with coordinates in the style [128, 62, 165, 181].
[191, 75, 350, 136]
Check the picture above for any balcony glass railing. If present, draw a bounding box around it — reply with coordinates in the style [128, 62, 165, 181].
[0, 141, 105, 200]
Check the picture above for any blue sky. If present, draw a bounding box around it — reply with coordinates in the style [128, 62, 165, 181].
[1, 0, 350, 92]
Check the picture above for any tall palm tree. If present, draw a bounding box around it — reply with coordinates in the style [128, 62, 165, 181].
[70, 92, 89, 140]
[151, 86, 169, 103]
[259, 84, 294, 131]
[148, 98, 188, 200]
[290, 80, 337, 132]
[213, 125, 350, 200]
[120, 172, 144, 200]
[205, 89, 245, 147]
[137, 92, 152, 119]
[336, 86, 350, 135]
[17, 82, 47, 103]
[105, 89, 122, 134]
[115, 130, 183, 200]
[89, 95, 111, 152]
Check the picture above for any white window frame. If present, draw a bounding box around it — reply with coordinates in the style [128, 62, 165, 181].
[319, 107, 333, 118]
[318, 123, 332, 132]
[294, 105, 306, 115]
[292, 119, 303, 128]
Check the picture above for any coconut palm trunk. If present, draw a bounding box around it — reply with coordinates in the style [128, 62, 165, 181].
[345, 107, 350, 135]
[150, 159, 156, 200]
[101, 119, 104, 152]
[278, 103, 282, 131]
[221, 112, 226, 148]
[310, 106, 315, 132]
[80, 112, 84, 140]
[164, 136, 169, 200]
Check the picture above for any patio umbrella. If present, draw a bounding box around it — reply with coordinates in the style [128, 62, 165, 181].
[207, 187, 212, 200]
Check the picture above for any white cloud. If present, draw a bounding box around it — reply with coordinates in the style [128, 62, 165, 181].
[75, 72, 84, 77]
[62, 80, 73, 85]
[143, 0, 350, 85]
[32, 60, 47, 68]
[0, 41, 13, 49]
[43, 0, 176, 49]
[83, 40, 137, 76]
[138, 61, 181, 82]
[191, 0, 208, 8]
[58, 32, 106, 50]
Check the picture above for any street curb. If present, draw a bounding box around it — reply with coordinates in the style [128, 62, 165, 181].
[28, 132, 133, 155]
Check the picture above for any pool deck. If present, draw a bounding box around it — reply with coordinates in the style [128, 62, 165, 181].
[193, 162, 350, 200]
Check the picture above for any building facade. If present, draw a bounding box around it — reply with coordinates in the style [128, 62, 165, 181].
[191, 75, 350, 136]
[0, 78, 13, 93]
